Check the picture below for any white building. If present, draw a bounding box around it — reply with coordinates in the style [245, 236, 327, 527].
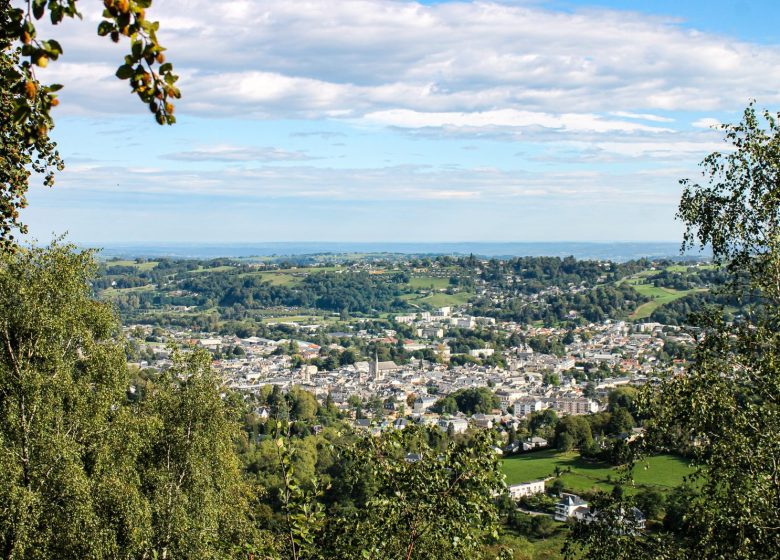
[514, 398, 547, 417]
[550, 398, 599, 416]
[508, 480, 546, 500]
[522, 436, 548, 451]
[413, 395, 438, 413]
[555, 493, 589, 522]
[438, 417, 469, 434]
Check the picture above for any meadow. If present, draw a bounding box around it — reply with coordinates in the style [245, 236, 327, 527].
[502, 449, 693, 494]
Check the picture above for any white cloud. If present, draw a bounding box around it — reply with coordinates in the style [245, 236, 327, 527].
[609, 111, 675, 123]
[162, 145, 315, 162]
[32, 0, 780, 122]
[692, 117, 722, 129]
[47, 161, 682, 207]
[362, 108, 674, 133]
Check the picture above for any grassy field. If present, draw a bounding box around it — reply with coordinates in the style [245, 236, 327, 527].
[629, 284, 706, 320]
[189, 265, 236, 274]
[616, 264, 713, 320]
[417, 291, 472, 307]
[407, 276, 451, 290]
[665, 263, 716, 273]
[105, 260, 159, 271]
[100, 285, 156, 298]
[252, 272, 303, 286]
[502, 449, 692, 495]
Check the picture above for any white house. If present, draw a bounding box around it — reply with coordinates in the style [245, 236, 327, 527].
[522, 436, 548, 451]
[438, 417, 469, 434]
[555, 493, 589, 522]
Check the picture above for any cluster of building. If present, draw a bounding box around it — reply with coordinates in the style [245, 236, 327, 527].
[125, 308, 690, 436]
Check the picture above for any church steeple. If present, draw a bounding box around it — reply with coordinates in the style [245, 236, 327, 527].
[370, 350, 380, 381]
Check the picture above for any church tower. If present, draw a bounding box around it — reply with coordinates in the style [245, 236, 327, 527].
[369, 350, 381, 381]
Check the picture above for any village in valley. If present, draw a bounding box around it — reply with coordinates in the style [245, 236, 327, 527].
[106, 252, 712, 535]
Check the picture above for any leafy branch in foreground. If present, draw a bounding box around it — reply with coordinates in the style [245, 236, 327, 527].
[0, 0, 179, 248]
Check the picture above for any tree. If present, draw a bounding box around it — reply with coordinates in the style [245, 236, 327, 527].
[555, 415, 593, 449]
[607, 407, 635, 435]
[138, 348, 257, 558]
[287, 386, 319, 422]
[321, 425, 508, 559]
[556, 432, 574, 452]
[0, 242, 135, 557]
[635, 488, 665, 521]
[0, 243, 259, 558]
[0, 0, 179, 247]
[566, 104, 780, 559]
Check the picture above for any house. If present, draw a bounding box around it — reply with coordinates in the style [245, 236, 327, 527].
[413, 395, 438, 413]
[438, 417, 469, 434]
[568, 505, 646, 533]
[522, 436, 548, 451]
[508, 480, 545, 500]
[354, 418, 372, 430]
[471, 413, 498, 429]
[555, 493, 589, 521]
[253, 406, 270, 420]
[417, 327, 444, 339]
[197, 338, 222, 350]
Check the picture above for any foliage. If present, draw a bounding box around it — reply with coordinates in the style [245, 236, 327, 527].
[0, 44, 61, 249]
[321, 425, 508, 560]
[431, 387, 500, 415]
[136, 348, 257, 559]
[0, 1, 178, 247]
[554, 416, 592, 450]
[0, 243, 257, 559]
[0, 242, 132, 558]
[566, 103, 780, 559]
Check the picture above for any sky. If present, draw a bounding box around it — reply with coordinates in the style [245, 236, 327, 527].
[20, 0, 780, 244]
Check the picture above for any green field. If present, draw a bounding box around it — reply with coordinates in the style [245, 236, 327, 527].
[250, 271, 303, 286]
[100, 285, 156, 298]
[105, 259, 159, 271]
[665, 263, 716, 273]
[502, 449, 692, 494]
[616, 264, 714, 320]
[417, 291, 472, 307]
[407, 276, 451, 290]
[629, 284, 706, 320]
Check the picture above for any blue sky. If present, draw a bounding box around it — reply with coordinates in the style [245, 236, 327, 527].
[22, 0, 780, 243]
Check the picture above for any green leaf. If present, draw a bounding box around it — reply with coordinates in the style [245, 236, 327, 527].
[115, 64, 134, 80]
[97, 21, 114, 37]
[32, 0, 45, 20]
